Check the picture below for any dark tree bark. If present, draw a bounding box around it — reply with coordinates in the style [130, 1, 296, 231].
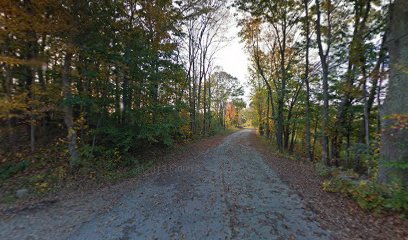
[315, 0, 331, 165]
[303, 0, 313, 161]
[2, 62, 16, 150]
[62, 52, 80, 168]
[379, 0, 408, 186]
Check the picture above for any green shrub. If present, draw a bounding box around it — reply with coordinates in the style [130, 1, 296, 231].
[349, 181, 384, 211]
[322, 178, 353, 193]
[322, 175, 408, 214]
[138, 123, 176, 146]
[80, 145, 122, 171]
[384, 185, 408, 213]
[0, 160, 30, 180]
[316, 163, 331, 178]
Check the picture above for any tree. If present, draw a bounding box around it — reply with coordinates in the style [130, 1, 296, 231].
[314, 0, 332, 166]
[210, 71, 243, 130]
[181, 0, 229, 135]
[232, 98, 247, 127]
[303, 0, 313, 161]
[62, 51, 79, 167]
[238, 0, 304, 151]
[379, 0, 408, 186]
[239, 0, 389, 173]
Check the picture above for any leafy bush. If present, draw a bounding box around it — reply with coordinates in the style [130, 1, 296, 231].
[138, 123, 176, 146]
[384, 185, 408, 212]
[0, 160, 30, 180]
[349, 181, 384, 211]
[322, 178, 353, 193]
[322, 176, 408, 214]
[79, 144, 127, 171]
[315, 163, 331, 178]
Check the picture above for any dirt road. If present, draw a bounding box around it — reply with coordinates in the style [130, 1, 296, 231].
[1, 129, 330, 240]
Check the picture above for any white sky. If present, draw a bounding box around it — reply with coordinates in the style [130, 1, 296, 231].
[214, 16, 251, 103]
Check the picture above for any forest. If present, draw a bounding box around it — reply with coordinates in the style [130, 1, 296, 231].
[0, 0, 407, 215]
[237, 0, 408, 186]
[0, 1, 245, 170]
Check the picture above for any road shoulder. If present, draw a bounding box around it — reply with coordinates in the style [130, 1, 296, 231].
[247, 129, 408, 240]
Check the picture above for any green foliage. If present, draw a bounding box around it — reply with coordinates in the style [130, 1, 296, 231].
[322, 177, 353, 193]
[98, 126, 137, 153]
[0, 160, 30, 181]
[315, 163, 331, 178]
[138, 123, 175, 146]
[0, 0, 249, 208]
[80, 144, 131, 171]
[323, 176, 408, 214]
[384, 186, 408, 212]
[323, 178, 384, 211]
[383, 161, 408, 170]
[350, 181, 385, 211]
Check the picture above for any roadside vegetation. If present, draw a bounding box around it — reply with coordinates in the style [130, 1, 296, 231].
[237, 0, 408, 215]
[0, 1, 245, 203]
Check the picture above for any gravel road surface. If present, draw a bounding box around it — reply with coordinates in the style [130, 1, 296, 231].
[0, 129, 330, 240]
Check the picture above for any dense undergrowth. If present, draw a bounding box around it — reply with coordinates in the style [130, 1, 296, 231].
[318, 164, 408, 216]
[258, 134, 408, 217]
[0, 128, 236, 204]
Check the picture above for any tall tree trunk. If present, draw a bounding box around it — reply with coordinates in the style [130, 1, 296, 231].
[362, 65, 370, 147]
[266, 92, 271, 137]
[357, 0, 373, 150]
[346, 131, 351, 167]
[277, 34, 286, 151]
[362, 65, 372, 174]
[315, 0, 331, 165]
[26, 63, 35, 153]
[30, 117, 35, 152]
[303, 0, 312, 161]
[38, 33, 47, 90]
[367, 34, 387, 117]
[376, 64, 385, 134]
[191, 61, 197, 134]
[197, 54, 204, 132]
[253, 37, 275, 138]
[312, 113, 319, 159]
[321, 64, 330, 165]
[203, 79, 207, 135]
[379, 0, 408, 186]
[289, 122, 297, 153]
[2, 63, 16, 150]
[62, 52, 80, 168]
[122, 71, 130, 124]
[332, 64, 355, 162]
[208, 79, 212, 132]
[114, 74, 121, 124]
[152, 63, 159, 124]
